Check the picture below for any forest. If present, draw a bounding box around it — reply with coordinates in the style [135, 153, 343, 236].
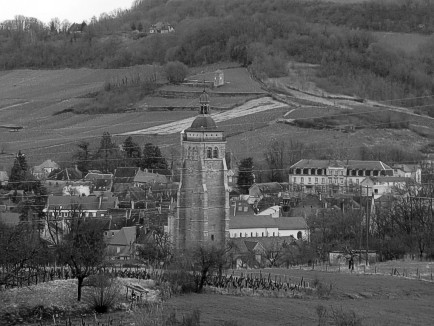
[0, 0, 433, 114]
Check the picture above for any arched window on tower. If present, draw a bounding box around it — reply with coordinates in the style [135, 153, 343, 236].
[192, 147, 198, 160]
[213, 147, 219, 158]
[187, 147, 192, 159]
[207, 147, 212, 159]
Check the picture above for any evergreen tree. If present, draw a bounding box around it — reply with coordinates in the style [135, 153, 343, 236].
[237, 157, 254, 194]
[95, 132, 122, 173]
[9, 151, 29, 190]
[123, 136, 141, 167]
[141, 143, 168, 173]
[74, 141, 92, 174]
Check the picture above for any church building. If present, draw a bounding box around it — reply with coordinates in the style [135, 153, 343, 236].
[169, 90, 230, 250]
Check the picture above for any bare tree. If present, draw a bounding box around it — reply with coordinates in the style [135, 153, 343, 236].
[56, 218, 107, 301]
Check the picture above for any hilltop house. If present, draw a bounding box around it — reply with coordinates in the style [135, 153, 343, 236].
[149, 22, 174, 34]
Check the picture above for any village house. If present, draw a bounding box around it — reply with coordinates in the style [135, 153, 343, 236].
[148, 22, 174, 34]
[248, 182, 286, 200]
[133, 169, 168, 188]
[104, 226, 138, 260]
[44, 193, 118, 219]
[83, 172, 113, 194]
[32, 159, 60, 180]
[360, 176, 411, 199]
[392, 164, 422, 183]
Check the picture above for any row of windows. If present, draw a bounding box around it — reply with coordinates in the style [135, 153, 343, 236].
[292, 168, 385, 177]
[231, 231, 303, 239]
[49, 211, 101, 218]
[186, 147, 220, 159]
[293, 177, 361, 185]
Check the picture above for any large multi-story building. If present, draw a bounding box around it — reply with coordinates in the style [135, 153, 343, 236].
[169, 91, 230, 250]
[288, 159, 394, 194]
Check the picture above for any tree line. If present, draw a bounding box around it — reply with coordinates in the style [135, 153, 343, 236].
[1, 1, 433, 113]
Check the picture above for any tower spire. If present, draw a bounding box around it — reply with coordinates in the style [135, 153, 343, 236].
[199, 87, 210, 115]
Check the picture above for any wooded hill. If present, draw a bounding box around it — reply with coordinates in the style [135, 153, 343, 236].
[1, 0, 433, 115]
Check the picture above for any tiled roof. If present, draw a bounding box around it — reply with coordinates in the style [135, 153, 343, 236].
[46, 195, 117, 211]
[134, 170, 168, 184]
[250, 182, 283, 194]
[108, 226, 136, 246]
[290, 159, 392, 171]
[230, 214, 276, 229]
[346, 160, 392, 170]
[114, 167, 139, 183]
[230, 214, 306, 230]
[290, 159, 345, 169]
[275, 216, 307, 230]
[84, 173, 113, 180]
[33, 159, 60, 172]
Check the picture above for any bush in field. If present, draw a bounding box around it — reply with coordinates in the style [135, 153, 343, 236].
[86, 275, 122, 313]
[165, 61, 188, 84]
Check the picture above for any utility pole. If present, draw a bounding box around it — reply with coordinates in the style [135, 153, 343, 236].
[366, 184, 369, 266]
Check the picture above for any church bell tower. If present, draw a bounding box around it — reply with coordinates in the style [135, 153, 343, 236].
[170, 90, 230, 250]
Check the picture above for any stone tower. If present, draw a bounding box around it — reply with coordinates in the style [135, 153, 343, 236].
[170, 90, 230, 251]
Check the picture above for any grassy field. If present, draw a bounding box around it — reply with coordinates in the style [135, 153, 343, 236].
[2, 261, 433, 325]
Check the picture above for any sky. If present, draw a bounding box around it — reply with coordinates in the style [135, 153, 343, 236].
[0, 0, 135, 25]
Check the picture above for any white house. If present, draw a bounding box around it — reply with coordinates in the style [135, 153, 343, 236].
[360, 176, 410, 199]
[392, 164, 421, 183]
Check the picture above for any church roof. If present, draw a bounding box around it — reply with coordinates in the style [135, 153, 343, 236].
[189, 115, 218, 130]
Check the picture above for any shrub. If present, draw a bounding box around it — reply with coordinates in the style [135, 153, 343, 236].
[165, 61, 189, 84]
[312, 275, 333, 299]
[330, 306, 363, 326]
[86, 275, 122, 313]
[162, 269, 197, 295]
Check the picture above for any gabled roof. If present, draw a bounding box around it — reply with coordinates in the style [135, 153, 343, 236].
[290, 159, 392, 171]
[114, 167, 139, 184]
[84, 172, 113, 180]
[46, 195, 117, 211]
[275, 216, 307, 230]
[48, 168, 82, 181]
[230, 214, 277, 229]
[134, 170, 168, 184]
[290, 159, 345, 169]
[230, 214, 307, 231]
[392, 164, 420, 172]
[33, 159, 60, 172]
[346, 160, 392, 170]
[108, 226, 136, 246]
[250, 182, 283, 194]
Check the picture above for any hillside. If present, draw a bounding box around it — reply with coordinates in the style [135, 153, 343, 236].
[0, 64, 431, 174]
